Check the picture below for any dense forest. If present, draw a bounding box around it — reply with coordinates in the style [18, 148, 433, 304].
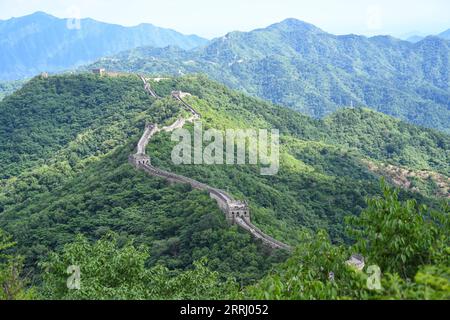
[2, 184, 448, 300]
[0, 80, 24, 101]
[0, 73, 448, 299]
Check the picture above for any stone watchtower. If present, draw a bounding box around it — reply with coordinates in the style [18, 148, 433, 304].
[92, 68, 106, 76]
[128, 154, 151, 167]
[228, 200, 251, 222]
[171, 90, 192, 99]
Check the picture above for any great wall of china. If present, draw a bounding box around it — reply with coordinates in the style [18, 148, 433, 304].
[129, 75, 291, 251]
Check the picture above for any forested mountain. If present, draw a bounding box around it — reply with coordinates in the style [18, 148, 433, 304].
[404, 29, 450, 42]
[0, 73, 448, 298]
[90, 18, 450, 133]
[0, 79, 24, 100]
[0, 12, 207, 80]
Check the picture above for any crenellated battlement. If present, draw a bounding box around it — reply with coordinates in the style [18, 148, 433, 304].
[228, 200, 251, 222]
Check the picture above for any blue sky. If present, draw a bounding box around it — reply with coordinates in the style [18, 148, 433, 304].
[1, 0, 449, 38]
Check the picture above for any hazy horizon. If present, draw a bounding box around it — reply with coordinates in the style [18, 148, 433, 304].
[0, 0, 449, 39]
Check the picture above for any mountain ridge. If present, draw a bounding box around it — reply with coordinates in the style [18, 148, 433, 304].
[0, 11, 208, 80]
[88, 18, 450, 132]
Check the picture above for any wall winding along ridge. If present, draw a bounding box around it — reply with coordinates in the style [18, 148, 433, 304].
[129, 75, 291, 251]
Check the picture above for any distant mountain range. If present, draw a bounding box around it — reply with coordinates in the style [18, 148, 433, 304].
[90, 18, 450, 132]
[0, 12, 208, 80]
[403, 29, 450, 43]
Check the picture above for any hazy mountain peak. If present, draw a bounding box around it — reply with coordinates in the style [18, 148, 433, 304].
[28, 11, 53, 17]
[18, 11, 53, 19]
[0, 11, 54, 25]
[368, 35, 408, 46]
[13, 11, 58, 22]
[267, 18, 324, 34]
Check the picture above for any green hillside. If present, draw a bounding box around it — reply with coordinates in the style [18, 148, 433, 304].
[89, 18, 450, 133]
[0, 73, 448, 298]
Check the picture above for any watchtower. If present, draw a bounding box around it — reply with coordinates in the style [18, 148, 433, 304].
[129, 154, 151, 167]
[228, 200, 250, 222]
[346, 254, 365, 271]
[171, 90, 191, 99]
[92, 68, 106, 76]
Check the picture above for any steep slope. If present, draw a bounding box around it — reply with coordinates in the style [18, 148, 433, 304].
[90, 18, 450, 132]
[0, 73, 448, 284]
[0, 12, 208, 80]
[0, 74, 153, 178]
[324, 108, 449, 175]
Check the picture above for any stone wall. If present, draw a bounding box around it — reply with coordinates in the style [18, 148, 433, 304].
[136, 124, 158, 155]
[129, 75, 291, 251]
[139, 75, 159, 98]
